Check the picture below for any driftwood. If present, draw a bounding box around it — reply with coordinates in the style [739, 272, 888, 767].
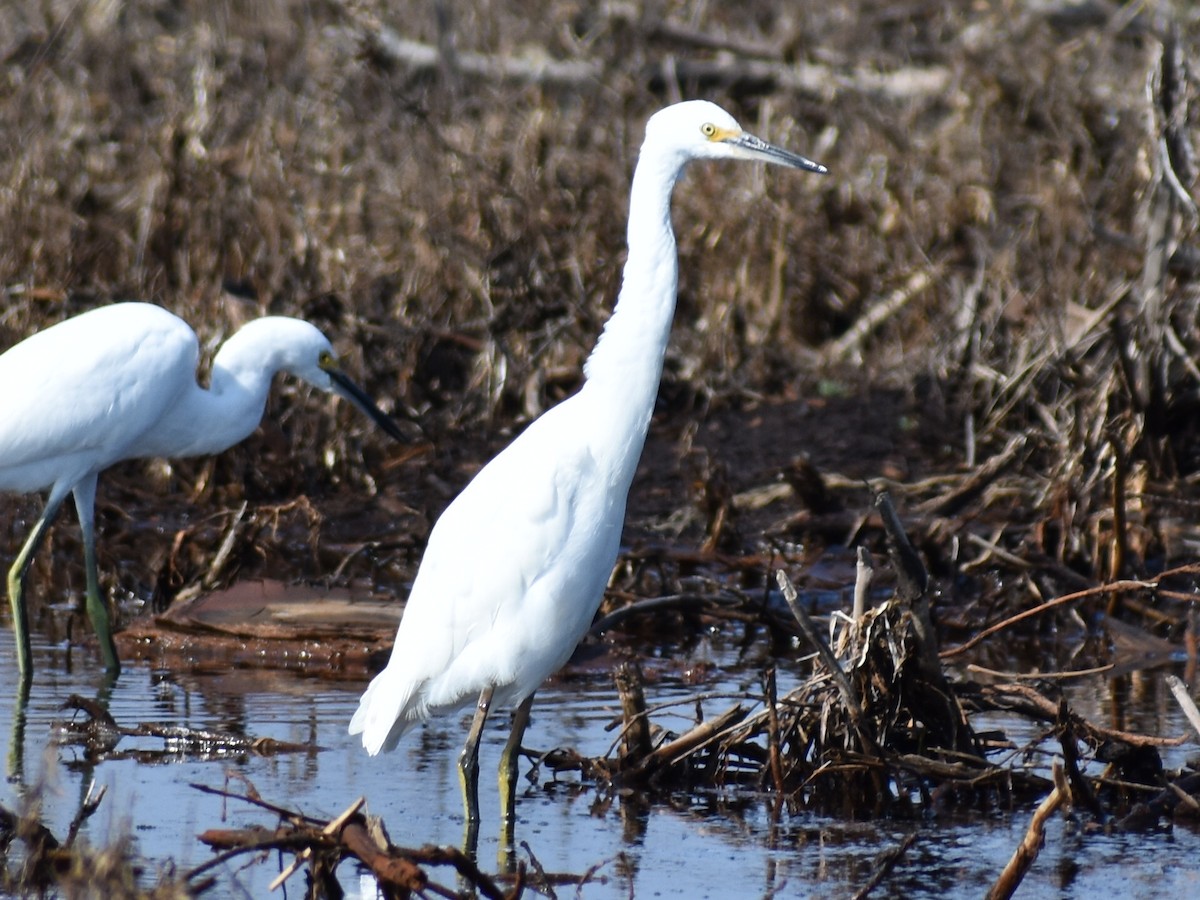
[985, 763, 1065, 900]
[190, 783, 518, 900]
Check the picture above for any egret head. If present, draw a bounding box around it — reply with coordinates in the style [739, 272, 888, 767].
[231, 317, 405, 441]
[644, 100, 827, 174]
[315, 350, 403, 440]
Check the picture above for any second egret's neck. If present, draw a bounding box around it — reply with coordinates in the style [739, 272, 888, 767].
[580, 142, 686, 452]
[141, 325, 294, 458]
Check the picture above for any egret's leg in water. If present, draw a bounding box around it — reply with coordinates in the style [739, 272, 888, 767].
[7, 489, 69, 680]
[73, 476, 119, 673]
[500, 694, 534, 823]
[498, 693, 534, 869]
[7, 670, 31, 781]
[459, 686, 495, 824]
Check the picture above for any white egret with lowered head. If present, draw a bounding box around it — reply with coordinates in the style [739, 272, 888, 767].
[349, 100, 826, 822]
[0, 302, 404, 679]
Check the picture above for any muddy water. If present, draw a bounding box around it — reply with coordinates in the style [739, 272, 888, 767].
[3, 632, 1200, 898]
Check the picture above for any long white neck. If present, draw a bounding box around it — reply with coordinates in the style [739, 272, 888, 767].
[139, 324, 299, 458]
[578, 141, 686, 482]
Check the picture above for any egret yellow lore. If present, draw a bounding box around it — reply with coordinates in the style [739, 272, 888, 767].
[0, 302, 404, 679]
[349, 100, 827, 822]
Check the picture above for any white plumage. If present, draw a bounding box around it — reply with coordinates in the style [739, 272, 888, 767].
[0, 302, 401, 678]
[349, 100, 826, 818]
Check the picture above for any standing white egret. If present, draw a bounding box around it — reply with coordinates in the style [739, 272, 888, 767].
[349, 100, 826, 821]
[0, 302, 404, 679]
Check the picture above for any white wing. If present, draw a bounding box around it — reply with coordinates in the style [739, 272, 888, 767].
[0, 304, 199, 494]
[350, 397, 625, 754]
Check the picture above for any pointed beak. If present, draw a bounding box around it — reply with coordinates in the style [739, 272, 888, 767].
[725, 131, 828, 174]
[322, 361, 407, 441]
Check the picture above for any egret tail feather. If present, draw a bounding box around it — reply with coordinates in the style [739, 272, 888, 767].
[349, 667, 421, 756]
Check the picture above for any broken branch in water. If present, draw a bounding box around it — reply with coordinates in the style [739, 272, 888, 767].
[986, 761, 1064, 900]
[776, 568, 870, 743]
[850, 831, 919, 900]
[54, 694, 314, 761]
[189, 782, 510, 898]
[1167, 674, 1200, 742]
[940, 579, 1157, 658]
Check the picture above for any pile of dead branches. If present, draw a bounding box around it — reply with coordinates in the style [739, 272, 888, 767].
[549, 495, 1200, 895]
[594, 495, 997, 810]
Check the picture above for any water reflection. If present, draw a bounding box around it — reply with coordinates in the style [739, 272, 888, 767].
[1, 631, 1199, 897]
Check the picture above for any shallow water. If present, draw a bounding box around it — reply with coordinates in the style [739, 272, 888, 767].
[3, 631, 1200, 898]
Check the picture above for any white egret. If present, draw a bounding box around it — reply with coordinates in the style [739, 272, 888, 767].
[0, 302, 404, 679]
[349, 100, 826, 821]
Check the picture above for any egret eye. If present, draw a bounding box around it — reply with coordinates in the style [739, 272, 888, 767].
[701, 122, 717, 138]
[319, 350, 335, 368]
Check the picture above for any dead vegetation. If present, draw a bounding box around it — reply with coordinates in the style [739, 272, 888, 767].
[5, 0, 1200, 896]
[3, 1, 1200, 604]
[550, 496, 1200, 899]
[11, 495, 1198, 898]
[0, 777, 201, 898]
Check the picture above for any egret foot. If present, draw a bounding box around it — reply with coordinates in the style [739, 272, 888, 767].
[498, 694, 534, 869]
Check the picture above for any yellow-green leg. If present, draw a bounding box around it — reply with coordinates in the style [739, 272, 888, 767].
[458, 686, 494, 861]
[458, 686, 494, 824]
[500, 694, 534, 822]
[498, 693, 534, 869]
[7, 491, 68, 681]
[73, 477, 119, 673]
[7, 670, 31, 782]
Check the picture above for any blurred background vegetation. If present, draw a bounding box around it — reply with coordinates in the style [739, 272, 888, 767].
[1, 1, 1199, 619]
